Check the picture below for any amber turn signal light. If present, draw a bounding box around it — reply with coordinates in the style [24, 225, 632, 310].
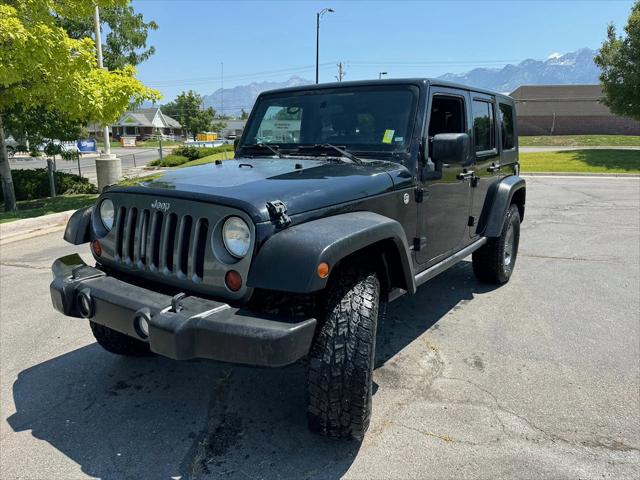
[317, 262, 330, 279]
[225, 270, 242, 291]
[91, 240, 102, 257]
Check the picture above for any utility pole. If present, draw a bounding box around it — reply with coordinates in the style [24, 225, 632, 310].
[221, 61, 224, 118]
[335, 62, 346, 82]
[93, 5, 121, 191]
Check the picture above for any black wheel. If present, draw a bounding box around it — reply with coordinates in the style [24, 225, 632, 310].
[307, 265, 380, 440]
[90, 321, 152, 357]
[473, 203, 521, 284]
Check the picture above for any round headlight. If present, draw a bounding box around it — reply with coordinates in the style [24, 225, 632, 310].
[99, 199, 115, 231]
[222, 216, 251, 258]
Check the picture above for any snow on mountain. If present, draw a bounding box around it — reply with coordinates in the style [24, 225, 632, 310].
[438, 48, 600, 93]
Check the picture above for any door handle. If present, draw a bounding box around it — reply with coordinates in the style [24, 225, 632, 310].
[456, 170, 475, 180]
[487, 163, 501, 173]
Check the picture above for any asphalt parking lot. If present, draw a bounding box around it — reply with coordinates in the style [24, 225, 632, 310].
[1, 176, 638, 479]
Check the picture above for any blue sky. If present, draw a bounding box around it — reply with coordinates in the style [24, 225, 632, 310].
[132, 0, 634, 106]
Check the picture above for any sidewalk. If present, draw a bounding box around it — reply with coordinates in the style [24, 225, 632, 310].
[0, 209, 75, 245]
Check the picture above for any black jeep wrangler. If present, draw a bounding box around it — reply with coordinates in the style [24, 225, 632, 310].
[51, 79, 525, 440]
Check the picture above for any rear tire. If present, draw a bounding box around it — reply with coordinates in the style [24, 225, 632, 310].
[307, 266, 380, 440]
[473, 203, 521, 284]
[90, 321, 152, 357]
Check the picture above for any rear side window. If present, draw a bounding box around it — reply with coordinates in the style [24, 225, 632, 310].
[472, 99, 496, 152]
[499, 102, 515, 150]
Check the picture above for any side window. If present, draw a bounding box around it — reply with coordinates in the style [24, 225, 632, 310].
[428, 95, 466, 157]
[499, 102, 515, 150]
[472, 99, 496, 153]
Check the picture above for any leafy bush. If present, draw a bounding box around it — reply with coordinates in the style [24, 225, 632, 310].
[172, 146, 201, 160]
[149, 144, 235, 167]
[172, 144, 234, 160]
[0, 168, 97, 201]
[62, 182, 99, 195]
[148, 154, 189, 167]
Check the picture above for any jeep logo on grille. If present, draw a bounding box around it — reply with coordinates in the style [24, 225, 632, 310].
[151, 200, 170, 212]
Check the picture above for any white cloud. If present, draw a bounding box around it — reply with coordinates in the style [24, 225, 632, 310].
[547, 52, 562, 60]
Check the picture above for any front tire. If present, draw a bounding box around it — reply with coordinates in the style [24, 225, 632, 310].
[90, 321, 153, 357]
[307, 266, 380, 440]
[473, 203, 521, 284]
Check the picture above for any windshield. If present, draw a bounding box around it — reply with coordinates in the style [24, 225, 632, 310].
[241, 85, 419, 156]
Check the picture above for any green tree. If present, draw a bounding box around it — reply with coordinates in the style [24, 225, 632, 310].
[4, 104, 85, 149]
[163, 91, 226, 140]
[57, 4, 158, 71]
[4, 2, 158, 152]
[240, 109, 249, 120]
[594, 0, 640, 121]
[0, 0, 159, 211]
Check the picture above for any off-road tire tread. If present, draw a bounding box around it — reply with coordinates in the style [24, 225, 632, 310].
[307, 266, 380, 440]
[473, 203, 520, 284]
[90, 321, 152, 357]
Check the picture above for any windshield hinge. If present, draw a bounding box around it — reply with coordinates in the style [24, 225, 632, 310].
[266, 200, 291, 228]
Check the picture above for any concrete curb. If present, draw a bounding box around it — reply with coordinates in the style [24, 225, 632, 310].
[0, 209, 76, 245]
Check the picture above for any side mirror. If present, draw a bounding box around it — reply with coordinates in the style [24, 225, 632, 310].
[432, 133, 470, 166]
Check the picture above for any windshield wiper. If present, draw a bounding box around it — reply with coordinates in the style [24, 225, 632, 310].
[242, 143, 283, 158]
[295, 144, 363, 164]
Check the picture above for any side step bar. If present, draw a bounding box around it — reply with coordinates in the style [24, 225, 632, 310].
[388, 238, 487, 302]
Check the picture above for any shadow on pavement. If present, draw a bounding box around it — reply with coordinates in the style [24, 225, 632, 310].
[8, 261, 496, 479]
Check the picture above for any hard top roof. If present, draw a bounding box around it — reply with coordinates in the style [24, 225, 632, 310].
[259, 78, 514, 102]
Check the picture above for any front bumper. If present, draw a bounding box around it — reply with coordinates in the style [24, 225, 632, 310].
[50, 254, 316, 367]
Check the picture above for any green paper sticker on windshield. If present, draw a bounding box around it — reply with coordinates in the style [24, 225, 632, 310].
[382, 129, 395, 144]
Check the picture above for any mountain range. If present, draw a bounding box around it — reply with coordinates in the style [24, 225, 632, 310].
[201, 48, 601, 116]
[438, 48, 600, 93]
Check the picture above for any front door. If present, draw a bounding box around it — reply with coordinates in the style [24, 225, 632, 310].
[416, 88, 473, 265]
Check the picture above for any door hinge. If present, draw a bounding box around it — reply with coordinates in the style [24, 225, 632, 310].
[468, 216, 476, 227]
[413, 236, 427, 251]
[266, 200, 291, 228]
[415, 187, 425, 203]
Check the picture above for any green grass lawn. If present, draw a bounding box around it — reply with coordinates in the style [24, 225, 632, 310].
[96, 140, 122, 150]
[178, 151, 235, 168]
[0, 194, 98, 224]
[520, 149, 640, 173]
[519, 135, 640, 147]
[136, 139, 183, 148]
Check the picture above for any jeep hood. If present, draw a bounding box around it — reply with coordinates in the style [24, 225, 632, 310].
[126, 157, 412, 223]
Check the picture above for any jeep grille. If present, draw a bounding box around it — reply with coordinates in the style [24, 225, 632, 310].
[113, 207, 209, 280]
[94, 194, 255, 300]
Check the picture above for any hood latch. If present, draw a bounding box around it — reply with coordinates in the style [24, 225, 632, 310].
[266, 200, 291, 228]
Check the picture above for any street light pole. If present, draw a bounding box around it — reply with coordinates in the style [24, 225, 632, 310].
[93, 4, 121, 191]
[379, 72, 388, 80]
[93, 5, 110, 157]
[316, 8, 334, 84]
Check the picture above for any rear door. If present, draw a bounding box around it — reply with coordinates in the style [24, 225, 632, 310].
[468, 94, 501, 237]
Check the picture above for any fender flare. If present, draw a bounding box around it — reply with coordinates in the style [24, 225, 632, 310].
[247, 212, 415, 294]
[477, 175, 526, 238]
[63, 206, 94, 245]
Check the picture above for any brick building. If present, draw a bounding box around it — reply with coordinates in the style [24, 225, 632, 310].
[510, 85, 640, 136]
